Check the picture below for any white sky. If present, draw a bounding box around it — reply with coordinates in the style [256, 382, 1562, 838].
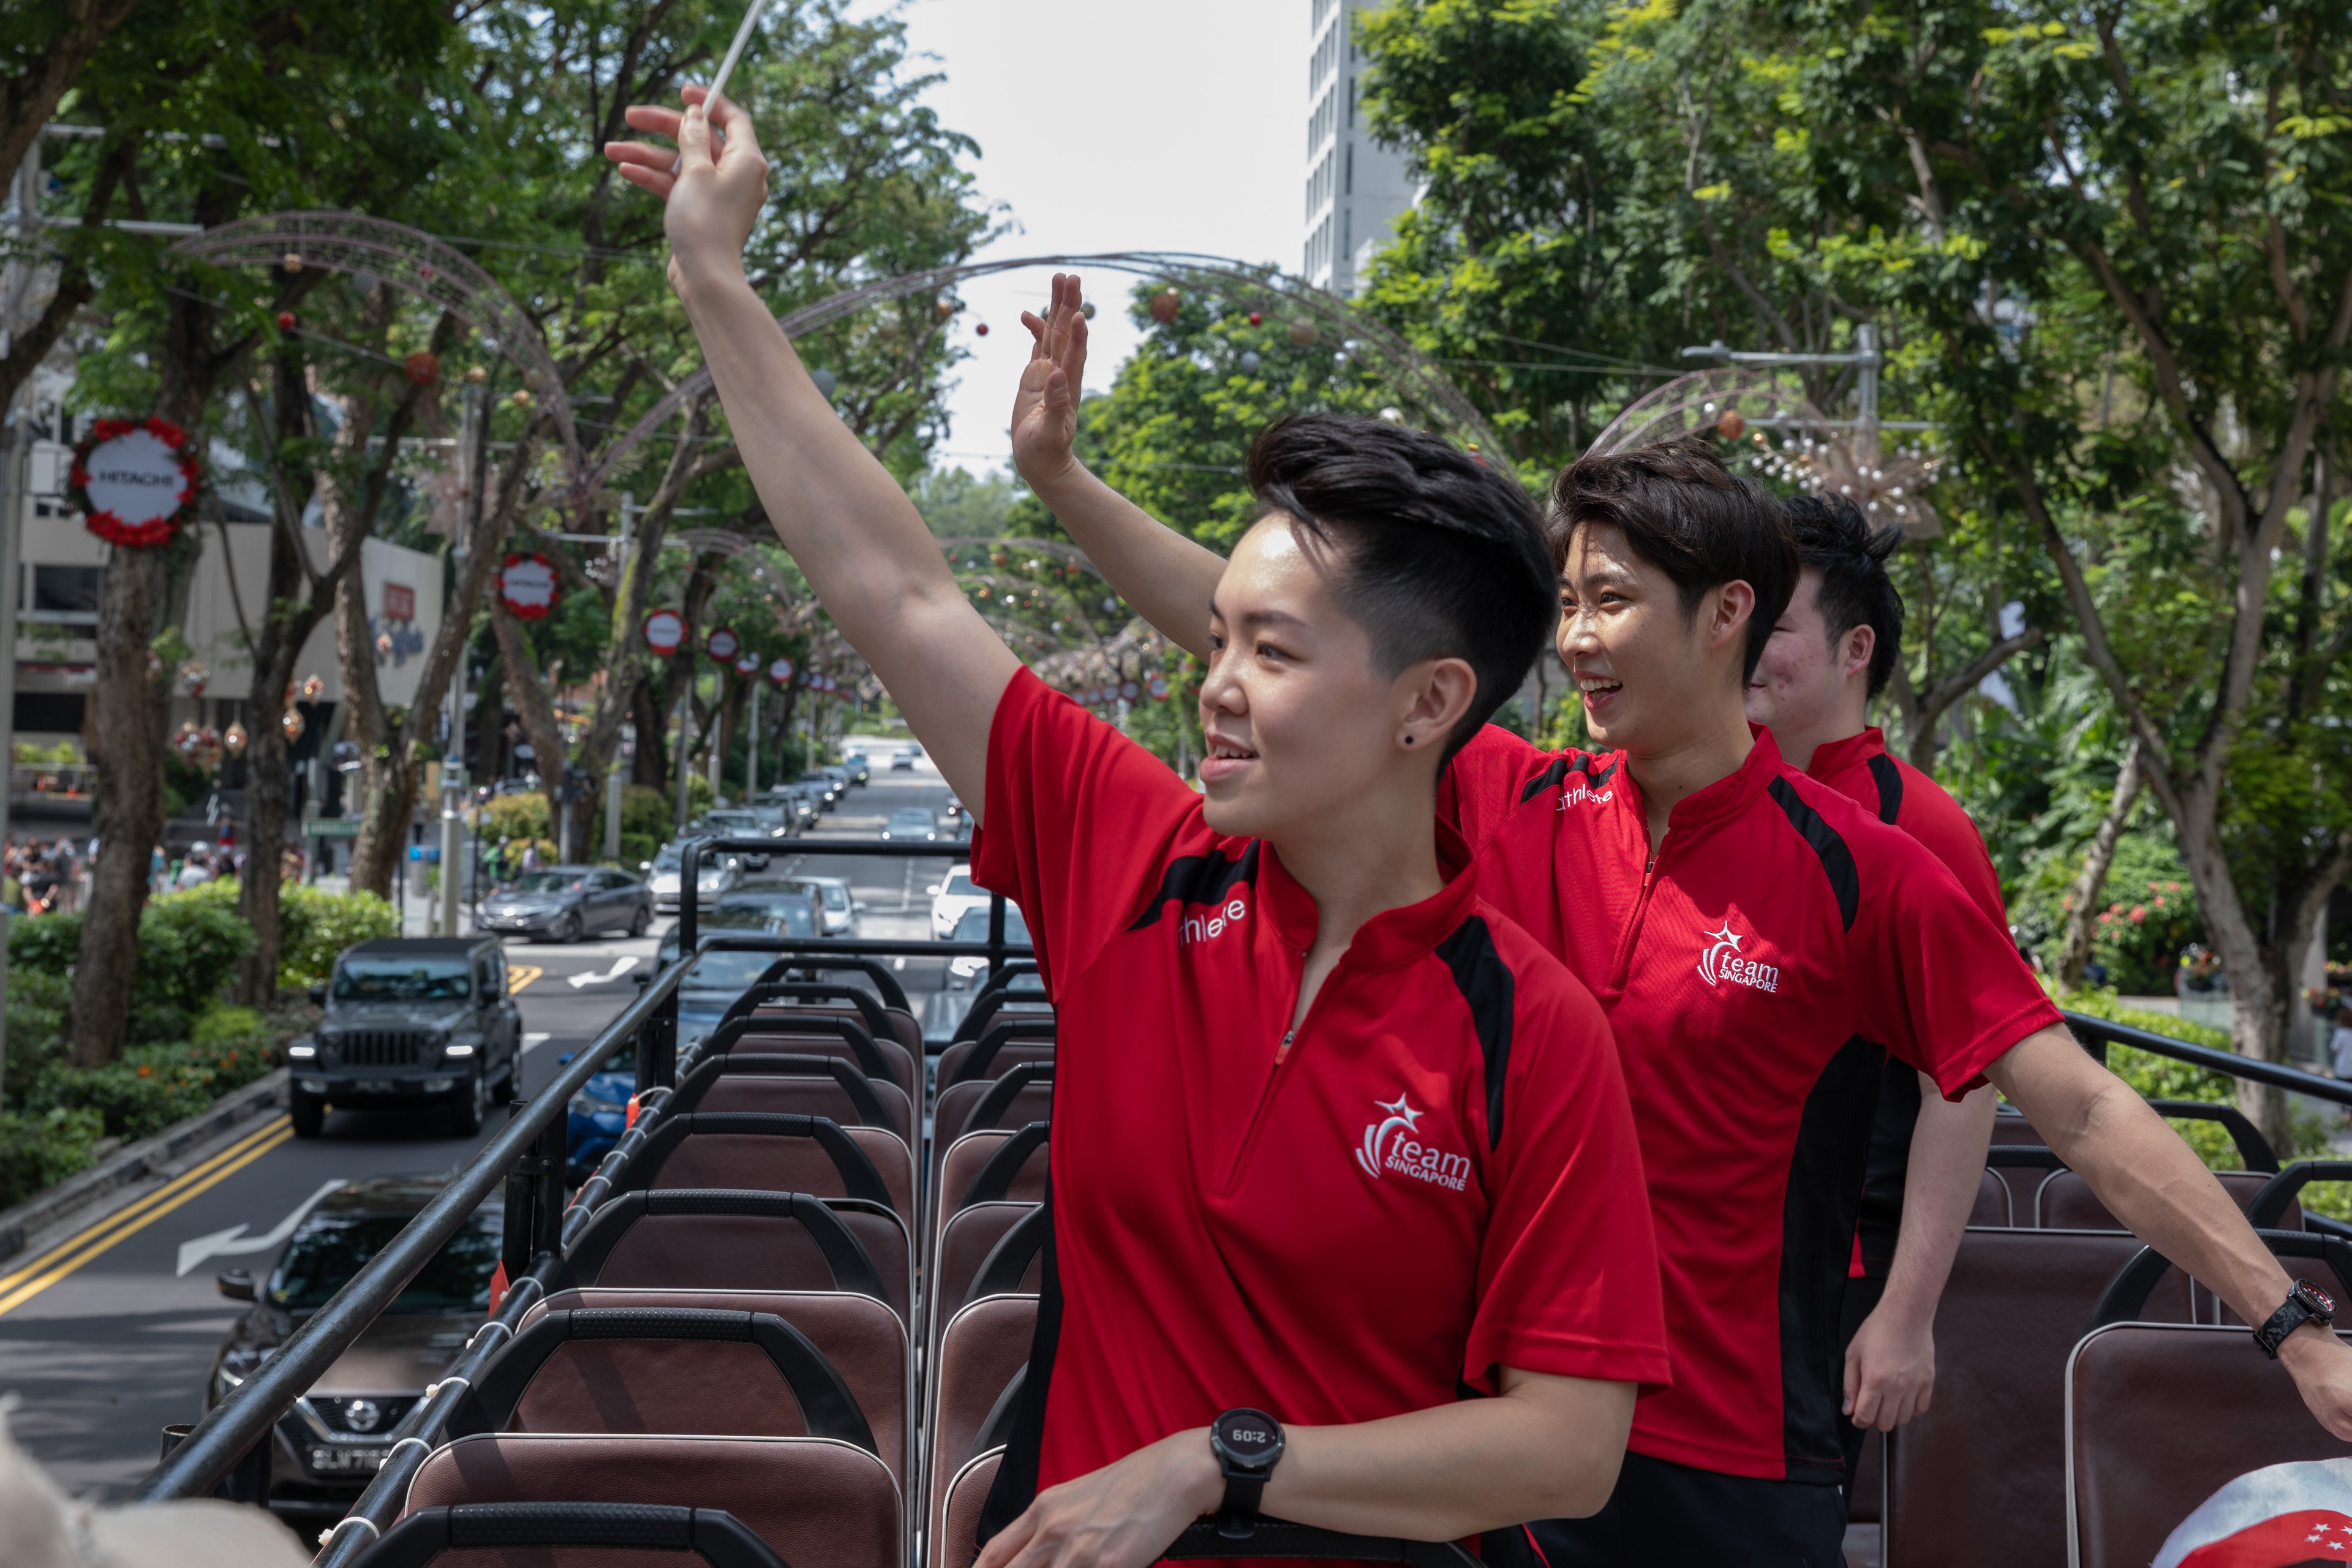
[846, 0, 1308, 476]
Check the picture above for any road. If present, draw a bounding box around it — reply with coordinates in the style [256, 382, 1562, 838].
[0, 760, 963, 1502]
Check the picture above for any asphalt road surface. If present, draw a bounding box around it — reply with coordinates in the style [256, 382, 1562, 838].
[0, 761, 962, 1502]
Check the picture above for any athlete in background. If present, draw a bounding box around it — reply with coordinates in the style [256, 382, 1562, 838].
[1743, 496, 2000, 1477]
[1011, 274, 2352, 1566]
[608, 98, 1670, 1568]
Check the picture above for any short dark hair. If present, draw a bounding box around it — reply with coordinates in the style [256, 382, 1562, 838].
[1784, 494, 1905, 699]
[1548, 437, 1798, 681]
[1246, 414, 1552, 762]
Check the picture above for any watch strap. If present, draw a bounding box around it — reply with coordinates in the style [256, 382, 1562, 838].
[1218, 1474, 1265, 1532]
[2256, 1286, 2332, 1359]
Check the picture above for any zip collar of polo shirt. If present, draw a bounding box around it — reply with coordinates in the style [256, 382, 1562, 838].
[1613, 722, 1790, 838]
[1803, 726, 1890, 782]
[1256, 820, 1483, 968]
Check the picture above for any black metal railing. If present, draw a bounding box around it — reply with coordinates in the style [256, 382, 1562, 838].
[2062, 1009, 2352, 1109]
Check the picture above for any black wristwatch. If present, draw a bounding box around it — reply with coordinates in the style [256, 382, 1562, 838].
[2255, 1279, 2339, 1359]
[1210, 1408, 1285, 1538]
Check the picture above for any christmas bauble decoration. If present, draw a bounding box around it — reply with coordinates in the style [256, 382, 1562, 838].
[935, 298, 955, 318]
[1238, 350, 1261, 374]
[281, 251, 304, 273]
[466, 365, 487, 383]
[975, 322, 989, 336]
[277, 311, 296, 330]
[179, 659, 208, 697]
[70, 417, 200, 549]
[1248, 312, 1263, 326]
[1148, 288, 1182, 324]
[1716, 409, 1747, 440]
[300, 673, 325, 701]
[510, 389, 532, 406]
[404, 351, 441, 386]
[1287, 320, 1318, 347]
[810, 368, 837, 399]
[223, 722, 249, 756]
[282, 709, 305, 742]
[1080, 302, 1096, 320]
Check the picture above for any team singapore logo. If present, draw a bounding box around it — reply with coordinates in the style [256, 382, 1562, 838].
[1355, 1093, 1471, 1193]
[1178, 897, 1248, 947]
[1697, 920, 1780, 993]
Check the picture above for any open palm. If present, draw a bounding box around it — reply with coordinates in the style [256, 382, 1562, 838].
[1011, 272, 1091, 489]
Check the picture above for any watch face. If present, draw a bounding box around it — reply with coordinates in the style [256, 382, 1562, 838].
[1216, 1409, 1283, 1468]
[2297, 1280, 2339, 1317]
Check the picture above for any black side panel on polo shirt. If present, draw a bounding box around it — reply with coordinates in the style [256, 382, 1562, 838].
[978, 1180, 1061, 1544]
[1855, 1055, 1920, 1277]
[1125, 842, 1261, 930]
[1777, 1034, 1884, 1484]
[1865, 755, 1904, 826]
[1766, 777, 1860, 932]
[1434, 917, 1515, 1150]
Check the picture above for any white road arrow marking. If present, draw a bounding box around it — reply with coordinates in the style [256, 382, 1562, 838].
[176, 1179, 347, 1277]
[567, 957, 641, 989]
[521, 1031, 553, 1053]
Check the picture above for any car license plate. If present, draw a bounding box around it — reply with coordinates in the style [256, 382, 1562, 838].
[309, 1446, 388, 1473]
[353, 1080, 398, 1096]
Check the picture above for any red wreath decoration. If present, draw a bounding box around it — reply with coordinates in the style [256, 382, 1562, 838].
[69, 417, 200, 549]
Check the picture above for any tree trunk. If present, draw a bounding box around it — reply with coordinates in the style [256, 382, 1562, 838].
[69, 544, 172, 1066]
[236, 701, 292, 1003]
[489, 602, 568, 845]
[2056, 736, 2143, 990]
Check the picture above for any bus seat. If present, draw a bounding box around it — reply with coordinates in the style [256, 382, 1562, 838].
[549, 1190, 901, 1319]
[1881, 1228, 2196, 1568]
[750, 997, 925, 1061]
[933, 1021, 1056, 1094]
[2035, 1168, 2293, 1233]
[405, 1433, 901, 1568]
[929, 1203, 1043, 1360]
[2066, 1322, 2350, 1568]
[930, 1066, 1051, 1197]
[443, 1308, 878, 1458]
[528, 1288, 912, 1487]
[935, 1449, 1003, 1568]
[613, 1112, 914, 1230]
[672, 1054, 915, 1145]
[1971, 1168, 2011, 1227]
[926, 1297, 1033, 1553]
[723, 1018, 918, 1101]
[932, 1126, 1048, 1263]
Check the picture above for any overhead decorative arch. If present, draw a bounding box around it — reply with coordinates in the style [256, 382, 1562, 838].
[170, 212, 586, 487]
[585, 249, 1509, 502]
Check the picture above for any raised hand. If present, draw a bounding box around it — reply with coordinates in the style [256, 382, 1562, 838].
[1011, 272, 1091, 490]
[601, 86, 767, 297]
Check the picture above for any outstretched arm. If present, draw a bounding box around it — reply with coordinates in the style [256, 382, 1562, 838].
[606, 91, 1016, 822]
[1012, 274, 1226, 661]
[1989, 1030, 2352, 1438]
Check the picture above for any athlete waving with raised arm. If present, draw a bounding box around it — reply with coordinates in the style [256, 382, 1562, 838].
[1010, 274, 2352, 1566]
[608, 94, 1669, 1568]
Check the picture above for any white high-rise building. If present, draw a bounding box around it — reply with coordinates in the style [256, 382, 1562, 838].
[1303, 0, 1418, 296]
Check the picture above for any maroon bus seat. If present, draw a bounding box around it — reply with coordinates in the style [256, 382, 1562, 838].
[614, 1112, 914, 1231]
[925, 1297, 1035, 1559]
[527, 1288, 912, 1487]
[933, 1022, 1055, 1096]
[1880, 1228, 2196, 1568]
[405, 1432, 900, 1568]
[929, 1065, 1050, 1197]
[549, 1189, 911, 1324]
[934, 1450, 1001, 1568]
[671, 1053, 915, 1147]
[928, 1202, 1044, 1364]
[2067, 1322, 2352, 1568]
[930, 1126, 1047, 1265]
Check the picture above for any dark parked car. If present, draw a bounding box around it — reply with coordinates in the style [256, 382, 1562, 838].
[880, 808, 941, 842]
[476, 865, 650, 943]
[205, 1176, 500, 1520]
[287, 938, 521, 1137]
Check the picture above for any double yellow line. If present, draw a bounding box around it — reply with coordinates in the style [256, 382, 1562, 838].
[0, 1115, 294, 1318]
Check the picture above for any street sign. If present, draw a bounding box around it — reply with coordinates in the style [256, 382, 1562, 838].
[734, 654, 760, 675]
[769, 655, 796, 685]
[497, 553, 560, 619]
[706, 626, 741, 662]
[304, 819, 363, 838]
[642, 609, 685, 655]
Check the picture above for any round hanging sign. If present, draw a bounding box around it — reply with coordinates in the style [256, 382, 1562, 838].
[497, 553, 560, 619]
[706, 626, 742, 662]
[735, 654, 760, 676]
[642, 609, 686, 656]
[1120, 680, 1140, 702]
[71, 417, 200, 549]
[769, 656, 796, 685]
[1147, 673, 1170, 701]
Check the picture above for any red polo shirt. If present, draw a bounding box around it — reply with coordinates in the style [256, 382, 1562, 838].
[1439, 723, 2060, 1483]
[969, 670, 1670, 1537]
[1808, 727, 2008, 1281]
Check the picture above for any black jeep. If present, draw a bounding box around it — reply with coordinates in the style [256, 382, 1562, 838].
[286, 937, 522, 1137]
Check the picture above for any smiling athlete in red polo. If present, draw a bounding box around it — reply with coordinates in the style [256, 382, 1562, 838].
[1016, 277, 2352, 1567]
[606, 118, 1669, 1568]
[1744, 495, 2006, 1482]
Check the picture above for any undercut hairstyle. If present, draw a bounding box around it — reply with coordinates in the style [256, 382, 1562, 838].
[1548, 437, 1798, 681]
[1246, 413, 1553, 763]
[1784, 494, 1905, 699]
